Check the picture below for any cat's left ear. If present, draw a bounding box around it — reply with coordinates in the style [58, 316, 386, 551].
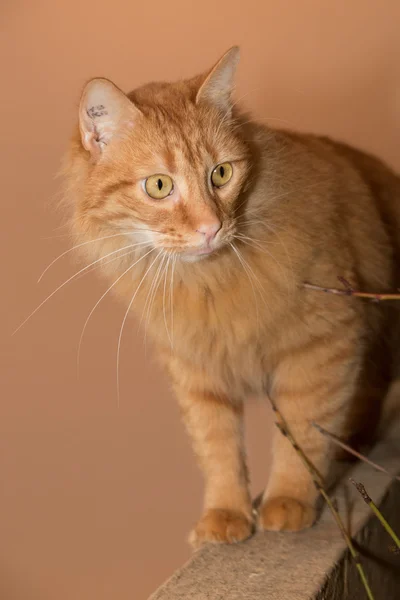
[78, 78, 141, 160]
[196, 46, 240, 115]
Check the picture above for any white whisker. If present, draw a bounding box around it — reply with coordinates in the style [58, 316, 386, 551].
[233, 195, 250, 215]
[37, 231, 146, 282]
[162, 255, 173, 348]
[237, 219, 279, 236]
[234, 234, 291, 298]
[215, 87, 268, 140]
[116, 250, 163, 406]
[230, 242, 260, 329]
[13, 241, 148, 335]
[41, 232, 78, 240]
[145, 253, 167, 349]
[235, 218, 282, 244]
[231, 115, 295, 132]
[139, 253, 163, 332]
[234, 233, 265, 246]
[142, 253, 166, 351]
[77, 247, 155, 376]
[232, 243, 266, 293]
[72, 243, 152, 283]
[169, 254, 177, 349]
[238, 214, 294, 296]
[231, 242, 270, 322]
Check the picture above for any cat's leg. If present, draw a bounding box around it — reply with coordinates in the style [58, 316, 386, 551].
[176, 388, 253, 548]
[259, 337, 361, 532]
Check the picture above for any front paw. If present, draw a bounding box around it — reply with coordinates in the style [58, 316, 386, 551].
[258, 496, 316, 532]
[189, 508, 254, 549]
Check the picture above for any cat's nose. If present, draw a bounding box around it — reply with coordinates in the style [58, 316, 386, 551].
[196, 220, 222, 244]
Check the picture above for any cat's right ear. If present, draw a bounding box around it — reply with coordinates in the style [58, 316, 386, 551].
[78, 78, 141, 160]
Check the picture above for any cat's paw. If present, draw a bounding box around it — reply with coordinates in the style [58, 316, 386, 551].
[258, 496, 316, 532]
[189, 508, 254, 549]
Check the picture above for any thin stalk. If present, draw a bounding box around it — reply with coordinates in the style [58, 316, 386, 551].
[312, 422, 400, 482]
[269, 399, 375, 600]
[303, 277, 400, 302]
[350, 479, 400, 550]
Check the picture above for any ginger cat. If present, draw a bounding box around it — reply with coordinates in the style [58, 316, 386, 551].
[64, 47, 400, 547]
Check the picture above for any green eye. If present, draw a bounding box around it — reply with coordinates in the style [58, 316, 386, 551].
[145, 174, 174, 199]
[211, 162, 233, 188]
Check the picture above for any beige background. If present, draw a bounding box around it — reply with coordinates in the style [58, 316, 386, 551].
[2, 1, 400, 598]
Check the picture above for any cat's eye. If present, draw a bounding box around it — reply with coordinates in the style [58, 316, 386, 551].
[211, 162, 233, 188]
[145, 174, 174, 199]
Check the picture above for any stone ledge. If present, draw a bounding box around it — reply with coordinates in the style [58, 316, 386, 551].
[149, 426, 400, 600]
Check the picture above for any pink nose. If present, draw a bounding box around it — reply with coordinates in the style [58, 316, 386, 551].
[196, 221, 222, 243]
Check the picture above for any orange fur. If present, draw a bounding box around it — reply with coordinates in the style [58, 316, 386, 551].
[63, 47, 400, 546]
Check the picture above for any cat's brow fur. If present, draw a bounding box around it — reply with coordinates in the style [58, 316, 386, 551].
[64, 47, 400, 546]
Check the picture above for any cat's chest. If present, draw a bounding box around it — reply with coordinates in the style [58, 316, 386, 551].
[168, 330, 268, 397]
[155, 289, 271, 396]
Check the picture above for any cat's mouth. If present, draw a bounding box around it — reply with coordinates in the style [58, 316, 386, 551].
[180, 245, 218, 262]
[188, 246, 215, 256]
[178, 230, 234, 262]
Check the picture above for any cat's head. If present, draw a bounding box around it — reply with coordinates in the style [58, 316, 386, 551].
[71, 47, 252, 263]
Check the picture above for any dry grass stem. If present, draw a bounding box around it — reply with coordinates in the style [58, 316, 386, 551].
[350, 479, 400, 550]
[269, 398, 375, 600]
[312, 422, 400, 482]
[303, 276, 400, 302]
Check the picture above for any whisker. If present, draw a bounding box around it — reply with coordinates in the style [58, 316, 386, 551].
[162, 255, 173, 348]
[236, 208, 296, 242]
[144, 253, 167, 349]
[237, 215, 296, 298]
[235, 217, 283, 241]
[240, 213, 295, 294]
[265, 180, 330, 207]
[72, 243, 152, 283]
[13, 241, 148, 335]
[233, 243, 265, 291]
[231, 242, 270, 318]
[237, 224, 275, 239]
[230, 242, 260, 329]
[41, 232, 78, 240]
[141, 252, 165, 350]
[231, 115, 296, 132]
[234, 234, 278, 261]
[236, 218, 280, 235]
[235, 180, 331, 225]
[234, 233, 266, 246]
[233, 195, 250, 215]
[51, 222, 71, 232]
[264, 227, 294, 295]
[116, 250, 163, 406]
[170, 254, 177, 349]
[38, 230, 150, 282]
[76, 247, 155, 376]
[234, 235, 267, 254]
[234, 235, 291, 297]
[216, 87, 272, 139]
[139, 253, 163, 332]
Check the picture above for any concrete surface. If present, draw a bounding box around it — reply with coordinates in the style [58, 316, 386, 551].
[150, 423, 400, 600]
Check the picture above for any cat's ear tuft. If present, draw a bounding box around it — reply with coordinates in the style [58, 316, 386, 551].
[78, 78, 141, 159]
[196, 46, 240, 115]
